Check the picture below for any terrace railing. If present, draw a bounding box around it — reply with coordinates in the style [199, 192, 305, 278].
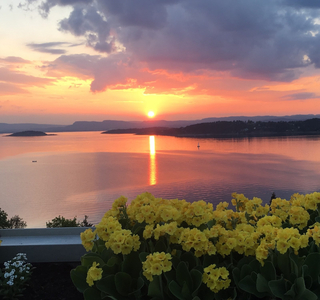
[0, 227, 89, 263]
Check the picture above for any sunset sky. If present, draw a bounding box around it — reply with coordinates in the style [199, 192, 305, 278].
[1, 0, 320, 124]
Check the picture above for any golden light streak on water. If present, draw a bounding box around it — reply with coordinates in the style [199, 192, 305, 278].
[149, 136, 156, 185]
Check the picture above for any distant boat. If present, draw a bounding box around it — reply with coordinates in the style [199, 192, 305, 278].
[197, 142, 200, 149]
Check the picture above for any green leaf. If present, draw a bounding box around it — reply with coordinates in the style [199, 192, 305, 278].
[96, 275, 116, 294]
[106, 256, 118, 267]
[304, 275, 312, 290]
[139, 252, 149, 263]
[256, 274, 269, 293]
[276, 252, 291, 279]
[294, 277, 317, 300]
[127, 277, 145, 296]
[206, 220, 215, 229]
[131, 222, 145, 235]
[190, 269, 203, 296]
[297, 289, 318, 300]
[269, 276, 287, 300]
[181, 282, 191, 299]
[148, 276, 163, 299]
[122, 251, 142, 278]
[115, 272, 132, 296]
[238, 275, 268, 298]
[164, 268, 175, 284]
[237, 256, 256, 269]
[203, 254, 219, 268]
[176, 262, 192, 288]
[181, 252, 197, 270]
[70, 266, 89, 293]
[304, 252, 320, 282]
[169, 280, 186, 300]
[154, 239, 167, 252]
[232, 268, 241, 286]
[84, 287, 101, 300]
[260, 261, 276, 281]
[172, 255, 182, 270]
[81, 253, 106, 268]
[240, 264, 252, 279]
[289, 252, 302, 277]
[284, 282, 296, 298]
[248, 259, 260, 272]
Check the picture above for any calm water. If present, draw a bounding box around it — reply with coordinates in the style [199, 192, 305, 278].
[1, 132, 320, 228]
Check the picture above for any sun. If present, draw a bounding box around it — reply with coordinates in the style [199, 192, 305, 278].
[147, 111, 155, 118]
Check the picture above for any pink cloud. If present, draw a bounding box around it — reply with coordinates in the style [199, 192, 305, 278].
[0, 82, 29, 95]
[0, 67, 53, 86]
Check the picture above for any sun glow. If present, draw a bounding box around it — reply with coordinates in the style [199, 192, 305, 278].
[147, 111, 155, 118]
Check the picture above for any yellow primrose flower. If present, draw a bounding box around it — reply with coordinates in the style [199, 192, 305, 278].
[80, 228, 96, 251]
[277, 240, 289, 254]
[142, 252, 172, 281]
[95, 216, 122, 241]
[105, 229, 140, 255]
[143, 224, 154, 239]
[86, 262, 103, 287]
[203, 264, 230, 293]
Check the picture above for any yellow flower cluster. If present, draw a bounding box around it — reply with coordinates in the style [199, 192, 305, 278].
[127, 192, 213, 227]
[95, 216, 122, 241]
[307, 224, 320, 246]
[81, 215, 140, 255]
[80, 228, 96, 251]
[105, 229, 140, 255]
[179, 227, 216, 257]
[202, 264, 231, 293]
[86, 262, 103, 287]
[96, 215, 140, 255]
[104, 196, 128, 218]
[142, 252, 172, 281]
[81, 191, 320, 285]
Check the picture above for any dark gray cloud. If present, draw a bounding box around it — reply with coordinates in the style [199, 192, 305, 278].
[282, 0, 320, 8]
[98, 0, 169, 29]
[282, 92, 320, 100]
[59, 6, 114, 53]
[27, 42, 80, 54]
[39, 0, 93, 17]
[24, 0, 320, 92]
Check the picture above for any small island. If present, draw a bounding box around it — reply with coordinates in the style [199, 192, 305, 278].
[6, 131, 55, 137]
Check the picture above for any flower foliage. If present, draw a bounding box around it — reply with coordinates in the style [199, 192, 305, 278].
[72, 191, 320, 300]
[0, 253, 33, 300]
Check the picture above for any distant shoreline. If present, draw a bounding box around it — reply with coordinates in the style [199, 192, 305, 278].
[104, 130, 320, 139]
[102, 118, 320, 139]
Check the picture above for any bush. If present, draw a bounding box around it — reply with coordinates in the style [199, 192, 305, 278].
[71, 191, 320, 300]
[0, 208, 26, 229]
[46, 215, 93, 228]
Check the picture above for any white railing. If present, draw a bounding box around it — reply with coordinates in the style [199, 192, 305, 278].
[0, 228, 89, 263]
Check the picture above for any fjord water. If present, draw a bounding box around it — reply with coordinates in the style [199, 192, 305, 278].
[1, 132, 320, 228]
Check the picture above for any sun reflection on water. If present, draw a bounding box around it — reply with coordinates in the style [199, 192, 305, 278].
[149, 136, 157, 185]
